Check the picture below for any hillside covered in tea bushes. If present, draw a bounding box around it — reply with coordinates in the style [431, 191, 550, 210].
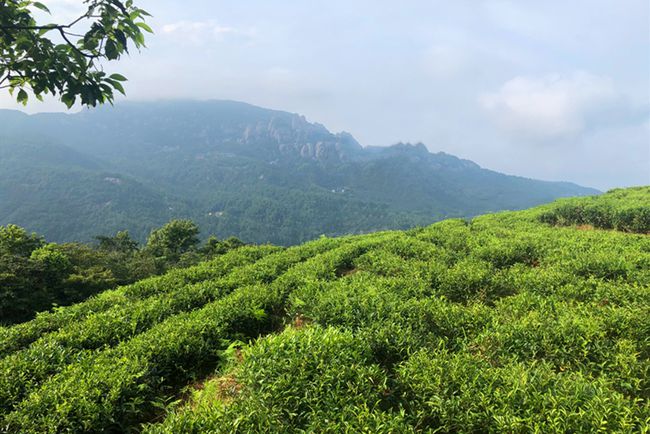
[0, 187, 648, 433]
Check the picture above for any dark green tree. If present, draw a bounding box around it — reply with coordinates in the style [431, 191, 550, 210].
[0, 239, 71, 324]
[145, 219, 200, 262]
[201, 235, 245, 258]
[0, 0, 151, 107]
[96, 230, 138, 254]
[0, 221, 247, 325]
[0, 224, 44, 256]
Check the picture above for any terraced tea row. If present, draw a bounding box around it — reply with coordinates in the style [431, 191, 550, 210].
[1, 187, 648, 433]
[2, 232, 400, 432]
[0, 245, 279, 358]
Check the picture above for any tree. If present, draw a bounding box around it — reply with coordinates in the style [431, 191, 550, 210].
[95, 231, 140, 283]
[0, 221, 250, 324]
[145, 219, 200, 262]
[201, 235, 245, 257]
[0, 0, 152, 107]
[0, 224, 44, 256]
[96, 230, 138, 254]
[30, 243, 73, 283]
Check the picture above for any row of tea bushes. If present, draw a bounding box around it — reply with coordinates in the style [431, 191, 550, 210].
[145, 326, 646, 433]
[141, 188, 649, 433]
[2, 233, 398, 432]
[538, 186, 650, 233]
[0, 245, 280, 358]
[2, 187, 648, 432]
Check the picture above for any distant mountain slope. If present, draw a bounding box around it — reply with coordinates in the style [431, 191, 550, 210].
[0, 101, 599, 244]
[0, 140, 186, 241]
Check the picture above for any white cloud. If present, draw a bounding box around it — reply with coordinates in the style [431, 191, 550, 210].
[422, 45, 469, 79]
[479, 72, 619, 140]
[161, 20, 255, 45]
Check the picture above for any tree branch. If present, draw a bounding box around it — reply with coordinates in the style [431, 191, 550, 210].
[57, 28, 98, 59]
[0, 15, 101, 32]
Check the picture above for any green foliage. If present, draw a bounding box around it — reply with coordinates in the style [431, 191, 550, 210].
[0, 224, 43, 256]
[0, 102, 598, 246]
[539, 186, 650, 234]
[96, 230, 139, 254]
[0, 0, 151, 107]
[0, 220, 246, 325]
[0, 245, 278, 358]
[399, 349, 643, 432]
[1, 188, 649, 433]
[147, 327, 407, 433]
[1, 235, 362, 431]
[145, 219, 200, 263]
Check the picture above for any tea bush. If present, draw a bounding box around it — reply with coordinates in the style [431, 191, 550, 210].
[2, 187, 648, 433]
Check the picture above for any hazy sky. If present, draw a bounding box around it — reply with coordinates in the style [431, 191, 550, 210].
[1, 0, 649, 190]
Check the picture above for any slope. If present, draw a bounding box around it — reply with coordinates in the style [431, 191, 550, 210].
[0, 139, 190, 242]
[0, 101, 599, 245]
[0, 187, 647, 433]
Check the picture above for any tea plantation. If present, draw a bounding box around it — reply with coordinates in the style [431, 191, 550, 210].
[1, 187, 648, 433]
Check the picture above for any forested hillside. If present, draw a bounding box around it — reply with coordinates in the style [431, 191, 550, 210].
[0, 187, 647, 433]
[0, 101, 598, 245]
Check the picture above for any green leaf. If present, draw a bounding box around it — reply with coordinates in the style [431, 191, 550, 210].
[83, 31, 100, 51]
[38, 26, 54, 36]
[31, 2, 51, 13]
[292, 297, 306, 308]
[109, 73, 128, 82]
[17, 89, 28, 105]
[252, 308, 267, 321]
[136, 22, 154, 33]
[105, 40, 119, 60]
[107, 79, 126, 95]
[134, 32, 145, 47]
[114, 29, 128, 50]
[61, 93, 76, 108]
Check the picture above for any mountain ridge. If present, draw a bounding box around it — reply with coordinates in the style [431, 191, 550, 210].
[0, 100, 599, 244]
[0, 101, 599, 189]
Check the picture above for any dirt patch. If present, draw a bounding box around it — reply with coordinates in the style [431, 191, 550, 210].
[338, 267, 359, 277]
[178, 373, 243, 411]
[293, 314, 312, 329]
[213, 374, 242, 403]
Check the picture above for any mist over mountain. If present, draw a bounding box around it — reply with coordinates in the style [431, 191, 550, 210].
[0, 100, 599, 245]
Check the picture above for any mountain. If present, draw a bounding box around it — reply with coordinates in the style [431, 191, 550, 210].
[0, 140, 187, 242]
[0, 100, 599, 244]
[1, 187, 647, 432]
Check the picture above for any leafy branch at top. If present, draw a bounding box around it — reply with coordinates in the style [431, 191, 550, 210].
[0, 0, 152, 107]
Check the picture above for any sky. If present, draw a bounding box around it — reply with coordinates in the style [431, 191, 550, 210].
[1, 0, 649, 190]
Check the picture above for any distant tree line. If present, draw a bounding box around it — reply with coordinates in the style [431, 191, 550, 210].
[0, 220, 244, 325]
